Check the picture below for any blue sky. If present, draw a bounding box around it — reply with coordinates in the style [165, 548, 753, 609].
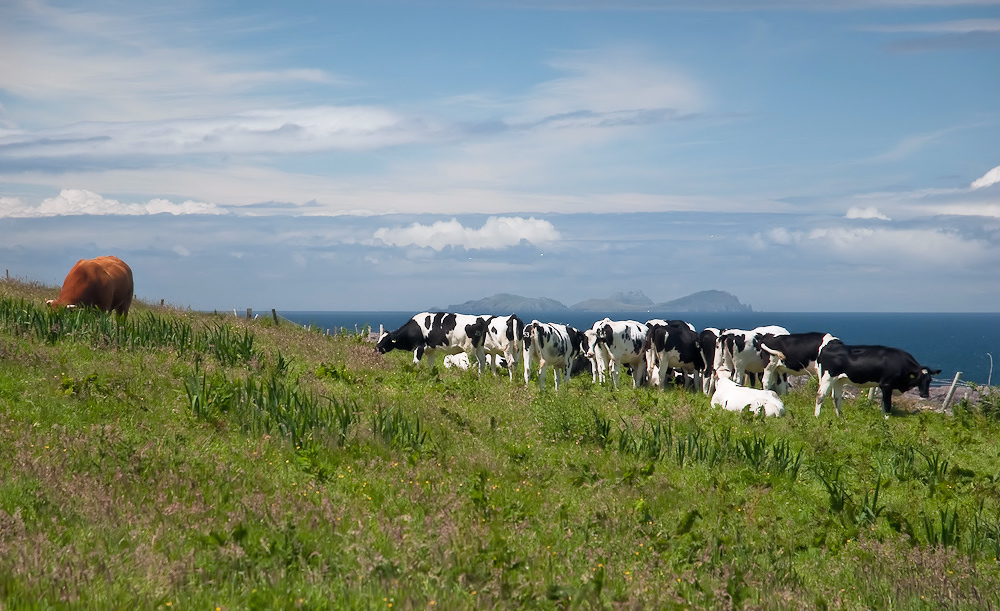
[1, 0, 999, 312]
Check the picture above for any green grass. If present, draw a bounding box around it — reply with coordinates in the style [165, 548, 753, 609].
[2, 277, 1000, 609]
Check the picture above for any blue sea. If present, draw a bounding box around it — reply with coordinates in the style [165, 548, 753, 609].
[278, 310, 1000, 386]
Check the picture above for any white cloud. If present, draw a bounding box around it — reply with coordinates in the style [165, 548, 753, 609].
[846, 206, 891, 220]
[0, 107, 428, 165]
[864, 19, 1000, 34]
[807, 226, 989, 268]
[972, 165, 1000, 189]
[373, 216, 560, 250]
[519, 48, 702, 129]
[0, 189, 227, 217]
[0, 1, 340, 123]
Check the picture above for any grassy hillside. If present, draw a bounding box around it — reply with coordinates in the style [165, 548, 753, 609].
[1, 277, 999, 610]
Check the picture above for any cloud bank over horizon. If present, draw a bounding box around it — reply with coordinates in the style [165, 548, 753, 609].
[0, 189, 226, 217]
[373, 217, 561, 251]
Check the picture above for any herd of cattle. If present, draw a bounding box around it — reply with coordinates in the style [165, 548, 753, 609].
[376, 311, 941, 418]
[41, 257, 940, 419]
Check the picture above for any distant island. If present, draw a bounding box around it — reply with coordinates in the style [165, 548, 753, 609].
[445, 290, 752, 313]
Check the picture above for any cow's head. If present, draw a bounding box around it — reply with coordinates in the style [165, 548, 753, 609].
[583, 329, 598, 359]
[376, 331, 394, 354]
[464, 317, 489, 348]
[568, 326, 587, 357]
[914, 367, 942, 398]
[596, 324, 614, 347]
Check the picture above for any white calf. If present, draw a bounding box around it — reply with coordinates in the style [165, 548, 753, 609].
[443, 353, 471, 369]
[711, 375, 785, 417]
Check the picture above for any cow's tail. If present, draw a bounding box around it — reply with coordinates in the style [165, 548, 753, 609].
[758, 343, 786, 363]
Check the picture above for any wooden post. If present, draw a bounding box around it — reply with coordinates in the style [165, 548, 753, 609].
[942, 372, 963, 411]
[246, 308, 252, 320]
[160, 299, 164, 306]
[272, 309, 279, 325]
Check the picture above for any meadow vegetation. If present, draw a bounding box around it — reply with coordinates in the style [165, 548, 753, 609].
[1, 276, 999, 609]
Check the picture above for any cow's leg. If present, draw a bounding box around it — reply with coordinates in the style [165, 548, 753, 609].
[703, 367, 717, 395]
[556, 364, 568, 390]
[474, 347, 486, 375]
[523, 349, 533, 384]
[609, 360, 620, 387]
[537, 362, 548, 389]
[831, 379, 846, 417]
[657, 361, 669, 390]
[879, 382, 894, 416]
[762, 360, 780, 392]
[632, 363, 643, 388]
[815, 371, 834, 417]
[777, 374, 789, 396]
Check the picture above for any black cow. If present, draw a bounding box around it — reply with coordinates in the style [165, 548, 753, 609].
[376, 312, 490, 372]
[756, 332, 834, 394]
[814, 340, 941, 417]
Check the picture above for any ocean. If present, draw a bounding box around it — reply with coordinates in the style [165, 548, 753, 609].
[278, 310, 1000, 386]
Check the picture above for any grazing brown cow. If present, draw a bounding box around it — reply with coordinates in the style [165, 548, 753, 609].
[48, 256, 134, 317]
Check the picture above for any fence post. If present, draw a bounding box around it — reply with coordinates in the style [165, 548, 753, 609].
[246, 308, 252, 320]
[272, 308, 279, 325]
[942, 372, 963, 411]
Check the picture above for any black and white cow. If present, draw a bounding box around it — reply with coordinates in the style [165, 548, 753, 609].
[715, 325, 789, 390]
[814, 339, 941, 417]
[483, 314, 525, 379]
[698, 327, 720, 395]
[377, 312, 490, 372]
[592, 318, 648, 388]
[523, 320, 588, 389]
[645, 320, 703, 391]
[757, 332, 834, 394]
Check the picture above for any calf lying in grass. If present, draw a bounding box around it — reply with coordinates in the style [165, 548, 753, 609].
[711, 373, 786, 417]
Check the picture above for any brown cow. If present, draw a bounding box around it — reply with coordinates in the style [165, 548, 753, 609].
[48, 256, 134, 317]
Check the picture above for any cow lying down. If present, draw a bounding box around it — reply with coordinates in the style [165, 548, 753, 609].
[711, 374, 785, 417]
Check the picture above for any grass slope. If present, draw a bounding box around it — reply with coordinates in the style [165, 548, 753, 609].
[1, 277, 999, 610]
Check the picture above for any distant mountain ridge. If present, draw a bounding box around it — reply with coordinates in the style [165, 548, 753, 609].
[445, 290, 752, 313]
[445, 293, 568, 313]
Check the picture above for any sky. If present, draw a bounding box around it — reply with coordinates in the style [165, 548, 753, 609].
[1, 0, 999, 313]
